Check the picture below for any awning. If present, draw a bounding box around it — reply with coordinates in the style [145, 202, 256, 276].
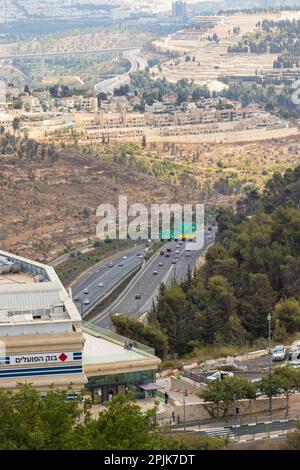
[139, 383, 164, 391]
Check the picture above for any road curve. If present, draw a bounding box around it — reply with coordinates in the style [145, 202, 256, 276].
[94, 48, 146, 94]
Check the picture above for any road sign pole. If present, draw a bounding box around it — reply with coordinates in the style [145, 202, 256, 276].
[267, 313, 273, 421]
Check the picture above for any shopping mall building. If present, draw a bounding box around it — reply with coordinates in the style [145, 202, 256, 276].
[0, 250, 160, 401]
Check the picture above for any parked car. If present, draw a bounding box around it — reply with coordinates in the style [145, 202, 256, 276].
[272, 345, 286, 362]
[206, 371, 234, 383]
[288, 346, 300, 361]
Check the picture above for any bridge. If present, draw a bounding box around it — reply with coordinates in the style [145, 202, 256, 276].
[0, 47, 138, 60]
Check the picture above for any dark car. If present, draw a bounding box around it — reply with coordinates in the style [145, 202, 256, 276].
[135, 294, 141, 300]
[167, 248, 172, 253]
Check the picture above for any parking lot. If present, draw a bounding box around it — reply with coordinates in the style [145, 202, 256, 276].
[185, 347, 300, 384]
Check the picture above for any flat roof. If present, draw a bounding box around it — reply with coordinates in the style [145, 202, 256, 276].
[83, 332, 146, 364]
[0, 283, 62, 312]
[0, 250, 82, 326]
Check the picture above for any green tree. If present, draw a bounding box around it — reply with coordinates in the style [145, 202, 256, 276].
[202, 376, 257, 417]
[273, 298, 300, 334]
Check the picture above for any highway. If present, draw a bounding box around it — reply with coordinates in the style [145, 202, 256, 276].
[93, 233, 213, 329]
[71, 244, 145, 316]
[94, 48, 146, 94]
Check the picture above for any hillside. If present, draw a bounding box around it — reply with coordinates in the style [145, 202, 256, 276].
[0, 143, 203, 261]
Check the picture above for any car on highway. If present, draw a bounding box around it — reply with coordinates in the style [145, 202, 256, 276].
[83, 299, 90, 305]
[83, 288, 89, 294]
[167, 248, 172, 253]
[98, 282, 104, 287]
[160, 250, 165, 255]
[74, 295, 79, 302]
[153, 270, 158, 275]
[108, 262, 114, 267]
[172, 259, 177, 264]
[175, 250, 180, 254]
[135, 294, 141, 300]
[272, 345, 286, 361]
[175, 254, 180, 259]
[122, 255, 127, 260]
[158, 262, 164, 267]
[185, 252, 190, 257]
[137, 253, 143, 258]
[206, 371, 234, 383]
[165, 253, 170, 258]
[118, 261, 123, 267]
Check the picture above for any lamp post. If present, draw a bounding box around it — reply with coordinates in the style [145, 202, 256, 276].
[267, 313, 272, 421]
[183, 389, 186, 433]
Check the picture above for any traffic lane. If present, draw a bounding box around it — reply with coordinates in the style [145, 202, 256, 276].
[113, 240, 200, 315]
[77, 254, 142, 301]
[110, 241, 180, 315]
[170, 241, 209, 285]
[77, 256, 143, 313]
[72, 245, 144, 295]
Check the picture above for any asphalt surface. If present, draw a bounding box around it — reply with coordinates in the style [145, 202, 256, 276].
[93, 232, 214, 328]
[95, 48, 146, 94]
[71, 244, 145, 315]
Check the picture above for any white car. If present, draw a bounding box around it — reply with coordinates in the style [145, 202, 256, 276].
[288, 346, 300, 361]
[272, 345, 285, 362]
[122, 255, 127, 260]
[206, 371, 234, 383]
[83, 299, 90, 305]
[83, 288, 89, 294]
[98, 282, 104, 287]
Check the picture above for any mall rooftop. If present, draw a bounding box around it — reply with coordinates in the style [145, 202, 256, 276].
[0, 250, 82, 336]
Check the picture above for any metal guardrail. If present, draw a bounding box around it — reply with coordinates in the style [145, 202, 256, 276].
[82, 321, 155, 356]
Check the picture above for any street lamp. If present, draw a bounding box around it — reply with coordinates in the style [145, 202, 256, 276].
[267, 313, 272, 421]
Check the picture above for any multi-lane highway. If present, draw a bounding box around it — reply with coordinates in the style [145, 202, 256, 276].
[94, 48, 146, 94]
[93, 233, 214, 328]
[71, 244, 145, 315]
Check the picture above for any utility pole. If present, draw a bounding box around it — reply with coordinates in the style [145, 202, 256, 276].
[183, 389, 186, 433]
[267, 313, 273, 421]
[233, 394, 237, 438]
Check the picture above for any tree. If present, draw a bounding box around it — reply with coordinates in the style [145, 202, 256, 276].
[111, 314, 169, 359]
[202, 376, 257, 417]
[0, 385, 226, 450]
[272, 367, 300, 417]
[273, 298, 300, 334]
[12, 117, 21, 135]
